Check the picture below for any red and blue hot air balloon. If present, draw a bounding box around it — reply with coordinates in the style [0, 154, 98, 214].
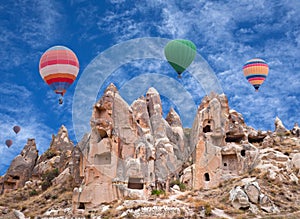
[39, 46, 79, 104]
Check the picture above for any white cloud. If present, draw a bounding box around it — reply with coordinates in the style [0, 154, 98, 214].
[95, 0, 300, 131]
[0, 83, 54, 175]
[0, 1, 63, 70]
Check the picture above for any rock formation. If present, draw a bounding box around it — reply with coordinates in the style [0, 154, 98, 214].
[32, 125, 74, 179]
[274, 116, 288, 134]
[0, 139, 38, 194]
[1, 83, 300, 218]
[230, 180, 279, 213]
[291, 122, 300, 137]
[190, 93, 260, 190]
[73, 84, 189, 210]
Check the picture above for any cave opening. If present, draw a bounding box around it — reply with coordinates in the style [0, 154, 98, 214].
[204, 173, 210, 181]
[128, 178, 144, 189]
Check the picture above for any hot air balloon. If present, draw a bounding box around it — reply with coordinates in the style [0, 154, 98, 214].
[164, 39, 196, 78]
[13, 125, 21, 134]
[39, 46, 79, 104]
[243, 58, 269, 91]
[5, 139, 13, 148]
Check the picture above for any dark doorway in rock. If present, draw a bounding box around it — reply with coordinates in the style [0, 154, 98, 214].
[203, 119, 214, 133]
[78, 203, 85, 209]
[94, 152, 111, 165]
[203, 125, 211, 133]
[204, 173, 210, 181]
[12, 176, 20, 180]
[222, 154, 238, 174]
[225, 133, 244, 143]
[241, 150, 246, 157]
[128, 178, 144, 189]
[284, 152, 289, 156]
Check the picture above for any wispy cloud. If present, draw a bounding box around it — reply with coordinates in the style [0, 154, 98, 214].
[0, 83, 54, 175]
[95, 0, 300, 131]
[0, 0, 63, 71]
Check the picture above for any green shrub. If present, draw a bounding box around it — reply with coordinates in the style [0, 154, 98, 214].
[151, 189, 165, 196]
[29, 189, 38, 196]
[41, 168, 59, 191]
[204, 203, 212, 216]
[170, 179, 187, 191]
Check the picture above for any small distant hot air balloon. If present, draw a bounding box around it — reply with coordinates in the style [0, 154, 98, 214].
[243, 58, 269, 92]
[39, 46, 80, 104]
[13, 125, 21, 134]
[5, 139, 13, 148]
[164, 39, 197, 78]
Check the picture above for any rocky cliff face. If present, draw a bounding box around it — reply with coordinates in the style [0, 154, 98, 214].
[0, 125, 82, 196]
[190, 93, 261, 190]
[1, 84, 300, 218]
[0, 139, 38, 194]
[73, 84, 190, 210]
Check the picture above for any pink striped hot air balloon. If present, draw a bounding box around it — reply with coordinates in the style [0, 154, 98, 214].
[243, 58, 269, 92]
[39, 46, 79, 104]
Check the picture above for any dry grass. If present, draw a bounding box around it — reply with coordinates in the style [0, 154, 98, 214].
[0, 178, 74, 218]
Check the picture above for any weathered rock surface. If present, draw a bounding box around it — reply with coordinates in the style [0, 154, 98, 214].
[291, 123, 300, 137]
[32, 125, 74, 178]
[13, 209, 25, 219]
[191, 93, 260, 190]
[1, 84, 300, 218]
[0, 139, 38, 194]
[230, 181, 279, 213]
[274, 116, 288, 134]
[230, 186, 250, 209]
[73, 84, 190, 210]
[244, 182, 260, 204]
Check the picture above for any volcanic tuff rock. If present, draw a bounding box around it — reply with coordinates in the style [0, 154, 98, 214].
[191, 93, 261, 190]
[230, 180, 279, 213]
[32, 125, 74, 178]
[0, 139, 38, 194]
[72, 84, 190, 210]
[0, 125, 82, 196]
[2, 83, 300, 218]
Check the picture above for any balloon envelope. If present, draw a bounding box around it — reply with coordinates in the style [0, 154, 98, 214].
[13, 125, 21, 134]
[39, 46, 79, 96]
[243, 58, 269, 91]
[5, 139, 13, 147]
[164, 39, 196, 76]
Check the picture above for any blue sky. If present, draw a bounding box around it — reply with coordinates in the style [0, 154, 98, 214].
[0, 0, 299, 175]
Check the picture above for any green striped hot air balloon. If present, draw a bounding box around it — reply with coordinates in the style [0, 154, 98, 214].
[164, 39, 197, 78]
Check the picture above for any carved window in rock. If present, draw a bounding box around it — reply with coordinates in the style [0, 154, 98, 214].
[128, 177, 144, 189]
[78, 203, 85, 209]
[222, 154, 238, 174]
[94, 152, 111, 165]
[4, 181, 16, 190]
[204, 173, 210, 181]
[203, 119, 214, 133]
[12, 176, 20, 180]
[225, 133, 244, 143]
[241, 149, 246, 157]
